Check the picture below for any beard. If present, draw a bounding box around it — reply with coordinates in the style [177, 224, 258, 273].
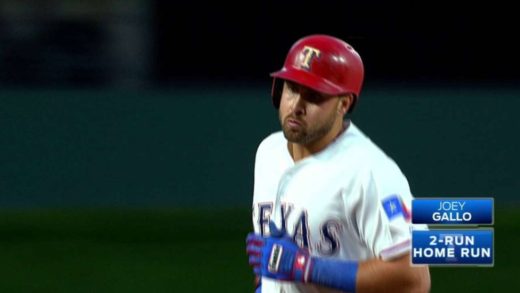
[281, 111, 338, 145]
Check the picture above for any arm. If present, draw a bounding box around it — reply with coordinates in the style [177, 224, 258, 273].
[247, 224, 430, 293]
[308, 252, 429, 293]
[357, 253, 430, 293]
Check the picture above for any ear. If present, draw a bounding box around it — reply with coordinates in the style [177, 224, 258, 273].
[337, 95, 353, 116]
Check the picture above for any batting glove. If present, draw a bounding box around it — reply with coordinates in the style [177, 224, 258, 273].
[246, 222, 312, 282]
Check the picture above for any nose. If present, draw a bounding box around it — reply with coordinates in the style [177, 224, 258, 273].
[290, 93, 306, 116]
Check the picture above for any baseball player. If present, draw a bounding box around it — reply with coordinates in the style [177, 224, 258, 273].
[246, 35, 430, 293]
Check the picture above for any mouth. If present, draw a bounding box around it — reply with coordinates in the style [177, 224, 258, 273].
[286, 117, 304, 128]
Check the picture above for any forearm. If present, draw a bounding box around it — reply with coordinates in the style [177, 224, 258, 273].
[357, 254, 430, 293]
[310, 254, 430, 293]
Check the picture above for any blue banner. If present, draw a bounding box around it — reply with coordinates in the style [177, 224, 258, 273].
[411, 229, 493, 265]
[412, 198, 493, 224]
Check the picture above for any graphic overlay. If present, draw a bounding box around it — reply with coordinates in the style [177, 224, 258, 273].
[412, 229, 494, 266]
[412, 198, 493, 225]
[411, 197, 494, 266]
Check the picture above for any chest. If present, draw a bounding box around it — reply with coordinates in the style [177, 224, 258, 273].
[276, 161, 359, 213]
[255, 160, 374, 258]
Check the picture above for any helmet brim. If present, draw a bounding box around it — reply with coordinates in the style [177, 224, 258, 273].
[270, 67, 347, 96]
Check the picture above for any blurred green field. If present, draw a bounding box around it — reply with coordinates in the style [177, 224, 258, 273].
[0, 207, 518, 292]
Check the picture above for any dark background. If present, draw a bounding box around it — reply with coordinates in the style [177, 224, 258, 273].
[0, 1, 519, 292]
[1, 0, 518, 207]
[2, 1, 519, 87]
[155, 1, 519, 85]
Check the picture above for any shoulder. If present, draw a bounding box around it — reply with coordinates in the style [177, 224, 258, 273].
[254, 131, 287, 175]
[255, 131, 285, 156]
[333, 124, 386, 164]
[342, 123, 407, 182]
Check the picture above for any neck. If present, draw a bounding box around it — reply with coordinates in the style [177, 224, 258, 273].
[289, 120, 348, 162]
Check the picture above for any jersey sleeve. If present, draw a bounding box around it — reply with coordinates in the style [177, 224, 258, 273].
[354, 159, 424, 260]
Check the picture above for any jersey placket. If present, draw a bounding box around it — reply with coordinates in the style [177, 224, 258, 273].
[271, 159, 313, 233]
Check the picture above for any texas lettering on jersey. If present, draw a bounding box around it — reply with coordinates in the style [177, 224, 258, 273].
[255, 202, 342, 256]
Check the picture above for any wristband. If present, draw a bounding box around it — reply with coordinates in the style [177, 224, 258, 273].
[310, 257, 358, 292]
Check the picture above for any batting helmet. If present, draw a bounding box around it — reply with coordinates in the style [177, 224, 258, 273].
[270, 34, 364, 112]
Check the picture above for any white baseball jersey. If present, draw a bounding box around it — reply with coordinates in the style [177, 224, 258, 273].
[252, 121, 423, 293]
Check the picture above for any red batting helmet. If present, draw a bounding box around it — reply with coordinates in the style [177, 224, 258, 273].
[270, 34, 364, 112]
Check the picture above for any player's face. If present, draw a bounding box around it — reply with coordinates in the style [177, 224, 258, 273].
[279, 81, 343, 146]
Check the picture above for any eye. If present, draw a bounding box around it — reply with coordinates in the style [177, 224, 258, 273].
[305, 93, 327, 104]
[286, 81, 299, 93]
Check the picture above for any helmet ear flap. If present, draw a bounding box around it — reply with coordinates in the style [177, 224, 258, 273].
[347, 94, 358, 113]
[271, 78, 284, 109]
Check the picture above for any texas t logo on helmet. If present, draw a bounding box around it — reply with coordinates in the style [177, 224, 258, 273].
[297, 46, 321, 70]
[270, 34, 364, 112]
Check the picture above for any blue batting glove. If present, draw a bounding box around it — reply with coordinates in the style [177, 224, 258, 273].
[246, 233, 263, 292]
[260, 222, 313, 282]
[246, 224, 358, 292]
[246, 232, 263, 275]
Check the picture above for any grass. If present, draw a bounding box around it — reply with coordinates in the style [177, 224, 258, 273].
[0, 207, 518, 292]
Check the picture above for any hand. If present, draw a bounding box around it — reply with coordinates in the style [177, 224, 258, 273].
[254, 273, 261, 293]
[246, 222, 312, 282]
